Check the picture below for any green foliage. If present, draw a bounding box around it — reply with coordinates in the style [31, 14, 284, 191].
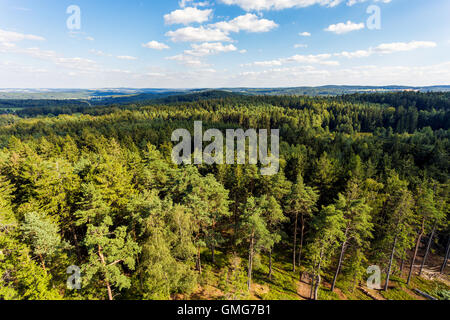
[82, 217, 141, 299]
[0, 92, 448, 300]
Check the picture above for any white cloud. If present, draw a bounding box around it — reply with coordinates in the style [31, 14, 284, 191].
[166, 42, 237, 69]
[164, 7, 213, 25]
[325, 21, 365, 34]
[347, 0, 392, 6]
[337, 50, 371, 58]
[336, 41, 437, 58]
[89, 49, 110, 57]
[185, 42, 237, 56]
[299, 32, 311, 37]
[179, 0, 210, 8]
[232, 61, 450, 88]
[142, 41, 170, 50]
[166, 26, 231, 42]
[85, 36, 95, 41]
[211, 13, 278, 33]
[0, 29, 45, 43]
[117, 55, 138, 60]
[246, 53, 339, 67]
[166, 54, 208, 67]
[294, 44, 308, 48]
[219, 0, 343, 11]
[372, 41, 437, 54]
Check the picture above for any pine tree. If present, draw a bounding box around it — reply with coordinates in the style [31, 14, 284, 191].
[286, 175, 319, 272]
[260, 195, 287, 279]
[381, 173, 415, 291]
[83, 216, 140, 300]
[331, 179, 373, 292]
[239, 197, 271, 291]
[20, 212, 70, 272]
[306, 205, 345, 300]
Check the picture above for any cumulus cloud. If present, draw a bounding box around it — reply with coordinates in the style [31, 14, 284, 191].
[142, 41, 170, 50]
[166, 26, 231, 42]
[211, 13, 278, 33]
[165, 14, 277, 43]
[166, 54, 208, 67]
[185, 42, 237, 56]
[325, 21, 365, 34]
[299, 32, 311, 36]
[219, 0, 343, 11]
[336, 41, 437, 58]
[166, 42, 237, 68]
[164, 7, 213, 25]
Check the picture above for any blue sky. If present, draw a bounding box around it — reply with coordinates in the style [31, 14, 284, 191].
[0, 0, 449, 88]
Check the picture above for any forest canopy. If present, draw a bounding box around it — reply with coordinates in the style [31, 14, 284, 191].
[0, 91, 448, 300]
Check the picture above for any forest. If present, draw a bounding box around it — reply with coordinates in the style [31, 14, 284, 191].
[0, 91, 448, 300]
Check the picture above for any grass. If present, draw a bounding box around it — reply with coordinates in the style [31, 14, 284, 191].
[191, 249, 449, 301]
[381, 287, 416, 300]
[410, 276, 450, 300]
[318, 289, 340, 300]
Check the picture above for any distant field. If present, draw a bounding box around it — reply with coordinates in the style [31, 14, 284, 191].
[1, 85, 449, 101]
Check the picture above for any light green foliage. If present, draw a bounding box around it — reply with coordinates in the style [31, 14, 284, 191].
[0, 236, 61, 300]
[82, 217, 140, 299]
[20, 212, 69, 269]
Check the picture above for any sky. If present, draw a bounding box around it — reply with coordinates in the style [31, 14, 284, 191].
[0, 0, 449, 88]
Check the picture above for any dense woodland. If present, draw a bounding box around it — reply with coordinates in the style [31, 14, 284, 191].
[0, 91, 448, 300]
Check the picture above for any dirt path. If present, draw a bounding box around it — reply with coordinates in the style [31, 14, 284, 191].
[297, 280, 311, 300]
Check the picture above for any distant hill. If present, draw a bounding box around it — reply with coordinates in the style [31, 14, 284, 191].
[1, 85, 450, 101]
[1, 86, 450, 111]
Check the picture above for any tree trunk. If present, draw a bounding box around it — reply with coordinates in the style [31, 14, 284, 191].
[313, 254, 323, 300]
[331, 238, 347, 292]
[407, 221, 425, 285]
[293, 212, 298, 272]
[196, 246, 202, 274]
[38, 253, 46, 273]
[98, 245, 113, 301]
[247, 232, 255, 291]
[309, 273, 315, 300]
[312, 249, 324, 300]
[440, 236, 450, 274]
[211, 244, 215, 264]
[384, 233, 399, 291]
[314, 273, 321, 300]
[419, 223, 436, 276]
[268, 249, 273, 280]
[298, 213, 305, 268]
